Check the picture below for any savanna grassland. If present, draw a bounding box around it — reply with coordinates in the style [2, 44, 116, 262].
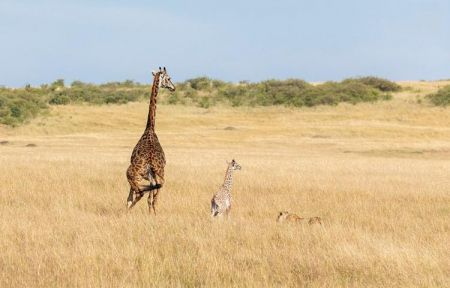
[0, 81, 449, 287]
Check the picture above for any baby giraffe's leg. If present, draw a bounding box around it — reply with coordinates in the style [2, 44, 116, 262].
[211, 200, 218, 217]
[225, 207, 231, 219]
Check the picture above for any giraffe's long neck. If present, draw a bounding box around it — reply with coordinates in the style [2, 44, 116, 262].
[222, 165, 234, 194]
[145, 73, 161, 132]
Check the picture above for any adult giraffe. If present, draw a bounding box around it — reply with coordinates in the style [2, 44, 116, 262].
[126, 67, 175, 214]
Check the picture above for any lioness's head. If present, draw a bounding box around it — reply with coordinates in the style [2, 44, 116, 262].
[277, 211, 290, 222]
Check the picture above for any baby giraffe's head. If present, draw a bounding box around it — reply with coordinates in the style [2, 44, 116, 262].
[229, 159, 242, 171]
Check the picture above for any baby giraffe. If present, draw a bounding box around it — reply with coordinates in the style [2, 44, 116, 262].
[211, 159, 241, 218]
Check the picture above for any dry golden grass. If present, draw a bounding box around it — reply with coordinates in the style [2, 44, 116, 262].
[0, 81, 449, 287]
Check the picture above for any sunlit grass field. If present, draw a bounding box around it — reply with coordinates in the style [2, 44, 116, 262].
[1, 81, 449, 287]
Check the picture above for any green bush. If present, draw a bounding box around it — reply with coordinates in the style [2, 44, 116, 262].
[344, 77, 401, 92]
[216, 78, 386, 107]
[0, 88, 48, 126]
[166, 91, 180, 105]
[71, 80, 85, 88]
[198, 96, 211, 108]
[49, 93, 70, 105]
[0, 76, 398, 126]
[100, 80, 138, 88]
[185, 77, 211, 90]
[427, 85, 450, 106]
[51, 79, 65, 89]
[0, 80, 151, 125]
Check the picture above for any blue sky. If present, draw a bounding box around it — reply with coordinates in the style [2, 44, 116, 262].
[0, 0, 449, 87]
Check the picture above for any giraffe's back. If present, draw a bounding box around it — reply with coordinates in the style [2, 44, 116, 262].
[131, 133, 166, 174]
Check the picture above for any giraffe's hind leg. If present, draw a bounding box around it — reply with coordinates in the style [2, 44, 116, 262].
[148, 187, 163, 214]
[148, 171, 164, 215]
[147, 191, 156, 215]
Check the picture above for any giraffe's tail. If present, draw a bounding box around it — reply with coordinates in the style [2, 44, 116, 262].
[139, 183, 162, 193]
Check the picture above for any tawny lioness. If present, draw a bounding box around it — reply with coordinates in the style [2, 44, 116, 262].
[277, 211, 322, 225]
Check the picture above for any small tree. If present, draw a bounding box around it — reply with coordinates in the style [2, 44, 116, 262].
[71, 80, 85, 88]
[51, 79, 65, 89]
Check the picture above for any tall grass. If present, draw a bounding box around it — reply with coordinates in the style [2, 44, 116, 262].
[0, 101, 449, 287]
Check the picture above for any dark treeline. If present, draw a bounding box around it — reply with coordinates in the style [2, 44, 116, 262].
[0, 76, 406, 126]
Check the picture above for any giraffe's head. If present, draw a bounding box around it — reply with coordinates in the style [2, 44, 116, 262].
[153, 67, 176, 92]
[229, 159, 242, 170]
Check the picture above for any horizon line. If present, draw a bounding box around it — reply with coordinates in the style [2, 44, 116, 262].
[2, 77, 450, 89]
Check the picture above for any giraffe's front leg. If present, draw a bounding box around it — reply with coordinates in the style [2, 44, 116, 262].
[127, 188, 134, 209]
[126, 166, 146, 209]
[128, 192, 144, 210]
